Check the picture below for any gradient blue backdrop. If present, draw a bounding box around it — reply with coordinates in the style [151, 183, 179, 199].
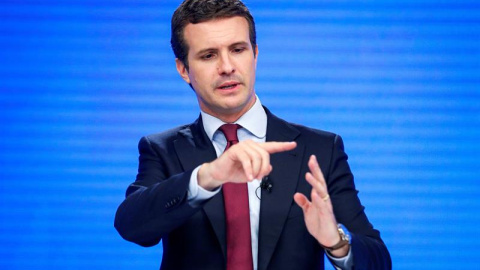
[1, 0, 479, 269]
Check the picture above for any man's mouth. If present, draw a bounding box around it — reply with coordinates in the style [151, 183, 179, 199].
[218, 81, 240, 90]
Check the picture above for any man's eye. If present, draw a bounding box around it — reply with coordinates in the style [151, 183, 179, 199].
[233, 47, 246, 53]
[202, 53, 215, 60]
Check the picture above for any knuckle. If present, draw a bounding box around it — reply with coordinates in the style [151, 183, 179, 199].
[244, 139, 254, 145]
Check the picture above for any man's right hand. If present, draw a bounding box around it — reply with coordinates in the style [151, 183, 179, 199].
[197, 140, 297, 190]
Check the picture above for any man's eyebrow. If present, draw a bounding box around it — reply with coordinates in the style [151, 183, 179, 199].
[229, 41, 250, 48]
[195, 41, 251, 56]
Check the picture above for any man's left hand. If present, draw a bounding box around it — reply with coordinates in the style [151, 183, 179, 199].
[293, 155, 350, 258]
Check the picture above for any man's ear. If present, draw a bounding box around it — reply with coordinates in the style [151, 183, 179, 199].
[175, 58, 190, 84]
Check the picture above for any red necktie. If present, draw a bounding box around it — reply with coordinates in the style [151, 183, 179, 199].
[219, 124, 253, 270]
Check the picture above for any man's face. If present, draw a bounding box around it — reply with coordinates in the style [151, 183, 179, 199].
[176, 16, 258, 122]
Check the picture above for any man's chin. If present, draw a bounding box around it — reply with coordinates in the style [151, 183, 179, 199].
[221, 99, 255, 115]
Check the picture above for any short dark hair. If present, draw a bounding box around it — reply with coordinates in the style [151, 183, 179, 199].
[171, 0, 257, 70]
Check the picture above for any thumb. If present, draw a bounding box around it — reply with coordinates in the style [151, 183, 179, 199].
[294, 192, 310, 211]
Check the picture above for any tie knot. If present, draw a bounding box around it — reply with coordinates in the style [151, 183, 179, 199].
[219, 124, 241, 146]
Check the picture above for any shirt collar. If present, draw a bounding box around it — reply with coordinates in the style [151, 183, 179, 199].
[200, 96, 267, 140]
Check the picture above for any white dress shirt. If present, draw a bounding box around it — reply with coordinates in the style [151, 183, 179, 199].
[186, 97, 352, 270]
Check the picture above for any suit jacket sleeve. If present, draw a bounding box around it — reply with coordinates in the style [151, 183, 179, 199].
[327, 135, 392, 269]
[114, 135, 203, 247]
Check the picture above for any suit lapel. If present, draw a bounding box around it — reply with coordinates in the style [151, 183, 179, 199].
[174, 116, 216, 170]
[174, 116, 227, 261]
[258, 109, 304, 270]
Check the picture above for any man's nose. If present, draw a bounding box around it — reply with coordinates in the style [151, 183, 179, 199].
[217, 53, 235, 75]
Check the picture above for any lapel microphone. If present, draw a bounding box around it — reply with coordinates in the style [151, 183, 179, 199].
[255, 176, 273, 200]
[260, 176, 273, 192]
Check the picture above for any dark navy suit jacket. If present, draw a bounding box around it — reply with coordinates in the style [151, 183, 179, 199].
[114, 107, 392, 270]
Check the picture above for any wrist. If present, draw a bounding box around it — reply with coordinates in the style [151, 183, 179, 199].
[321, 223, 351, 257]
[328, 243, 350, 258]
[198, 163, 222, 191]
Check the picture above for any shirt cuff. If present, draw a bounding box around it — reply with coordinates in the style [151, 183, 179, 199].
[187, 165, 221, 207]
[325, 246, 353, 270]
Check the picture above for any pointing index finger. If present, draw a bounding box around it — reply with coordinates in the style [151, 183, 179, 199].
[260, 141, 297, 154]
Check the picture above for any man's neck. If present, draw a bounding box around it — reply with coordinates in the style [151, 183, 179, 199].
[200, 95, 257, 123]
[200, 95, 266, 142]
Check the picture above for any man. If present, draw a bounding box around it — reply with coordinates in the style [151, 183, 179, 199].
[114, 0, 391, 269]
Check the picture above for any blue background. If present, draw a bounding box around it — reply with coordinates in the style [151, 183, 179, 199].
[1, 0, 479, 269]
